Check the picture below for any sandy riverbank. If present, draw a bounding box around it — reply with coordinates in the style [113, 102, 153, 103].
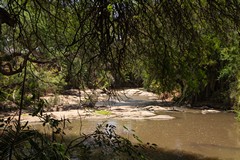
[1, 88, 226, 123]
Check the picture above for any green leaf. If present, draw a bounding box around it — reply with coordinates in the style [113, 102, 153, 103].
[107, 4, 113, 12]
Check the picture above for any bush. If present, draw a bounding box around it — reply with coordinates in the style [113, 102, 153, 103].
[0, 111, 156, 160]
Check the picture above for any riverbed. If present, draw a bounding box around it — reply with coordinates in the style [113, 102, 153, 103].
[4, 88, 240, 159]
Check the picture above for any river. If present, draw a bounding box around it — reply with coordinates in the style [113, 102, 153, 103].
[31, 89, 240, 160]
[49, 112, 238, 160]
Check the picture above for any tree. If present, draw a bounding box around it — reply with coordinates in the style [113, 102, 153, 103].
[0, 0, 239, 105]
[0, 0, 240, 159]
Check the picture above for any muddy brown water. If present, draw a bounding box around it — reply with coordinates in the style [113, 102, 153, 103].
[32, 112, 240, 160]
[30, 91, 240, 160]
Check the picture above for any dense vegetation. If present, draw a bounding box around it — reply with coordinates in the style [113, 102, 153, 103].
[0, 0, 239, 159]
[0, 0, 239, 108]
[0, 0, 239, 107]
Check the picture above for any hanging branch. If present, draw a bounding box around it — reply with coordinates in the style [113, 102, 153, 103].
[17, 61, 27, 131]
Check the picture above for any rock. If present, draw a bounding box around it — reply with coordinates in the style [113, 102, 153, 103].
[146, 115, 175, 120]
[138, 111, 156, 116]
[115, 110, 156, 118]
[144, 105, 168, 111]
[139, 92, 157, 97]
[167, 107, 183, 112]
[201, 109, 220, 114]
[148, 97, 159, 100]
[200, 106, 209, 109]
